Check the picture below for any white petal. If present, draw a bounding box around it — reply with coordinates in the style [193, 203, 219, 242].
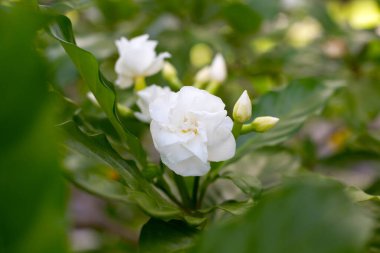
[144, 52, 171, 76]
[183, 134, 208, 163]
[163, 155, 210, 176]
[210, 53, 227, 83]
[175, 86, 225, 113]
[115, 75, 133, 88]
[149, 92, 177, 123]
[208, 133, 236, 161]
[150, 121, 180, 148]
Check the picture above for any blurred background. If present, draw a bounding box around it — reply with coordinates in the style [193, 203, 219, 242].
[1, 0, 380, 252]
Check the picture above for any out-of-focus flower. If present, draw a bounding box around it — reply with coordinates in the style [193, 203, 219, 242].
[115, 34, 170, 88]
[233, 90, 252, 123]
[135, 85, 173, 123]
[286, 17, 322, 48]
[209, 53, 227, 83]
[194, 53, 227, 87]
[149, 86, 236, 176]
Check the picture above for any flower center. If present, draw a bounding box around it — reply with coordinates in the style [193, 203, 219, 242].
[180, 115, 199, 135]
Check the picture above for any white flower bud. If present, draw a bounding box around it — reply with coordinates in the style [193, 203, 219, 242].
[115, 34, 170, 89]
[195, 66, 211, 84]
[162, 62, 177, 81]
[251, 116, 279, 132]
[233, 90, 252, 123]
[209, 53, 227, 83]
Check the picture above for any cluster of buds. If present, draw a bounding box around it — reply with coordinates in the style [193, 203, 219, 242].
[233, 90, 279, 135]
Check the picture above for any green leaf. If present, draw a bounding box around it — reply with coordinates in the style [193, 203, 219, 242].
[227, 79, 342, 166]
[222, 3, 262, 34]
[48, 15, 147, 169]
[346, 186, 380, 203]
[0, 6, 68, 253]
[139, 218, 198, 253]
[193, 177, 374, 253]
[247, 0, 281, 19]
[221, 171, 261, 198]
[62, 121, 204, 225]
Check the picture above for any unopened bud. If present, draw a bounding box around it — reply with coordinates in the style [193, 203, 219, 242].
[195, 66, 211, 84]
[162, 62, 177, 81]
[233, 90, 252, 123]
[209, 53, 227, 83]
[251, 116, 279, 132]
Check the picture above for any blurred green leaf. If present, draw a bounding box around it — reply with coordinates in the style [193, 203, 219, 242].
[0, 5, 68, 253]
[222, 3, 262, 34]
[227, 79, 342, 165]
[49, 15, 147, 169]
[139, 218, 198, 253]
[221, 171, 261, 198]
[193, 177, 374, 253]
[247, 0, 280, 19]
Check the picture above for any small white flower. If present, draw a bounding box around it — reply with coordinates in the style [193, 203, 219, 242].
[162, 62, 177, 81]
[135, 85, 173, 123]
[209, 53, 227, 83]
[149, 86, 236, 176]
[115, 34, 171, 88]
[233, 90, 252, 123]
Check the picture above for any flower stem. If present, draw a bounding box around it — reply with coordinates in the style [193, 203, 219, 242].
[232, 122, 242, 139]
[206, 81, 221, 94]
[173, 173, 191, 208]
[192, 176, 200, 209]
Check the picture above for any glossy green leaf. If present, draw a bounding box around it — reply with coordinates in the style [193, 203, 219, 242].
[193, 177, 374, 253]
[49, 15, 147, 169]
[139, 218, 198, 253]
[62, 121, 204, 225]
[226, 79, 342, 166]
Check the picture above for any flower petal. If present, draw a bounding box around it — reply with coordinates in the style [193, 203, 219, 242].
[144, 52, 171, 76]
[207, 133, 235, 161]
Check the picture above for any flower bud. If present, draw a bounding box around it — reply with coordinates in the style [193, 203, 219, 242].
[233, 90, 252, 123]
[209, 53, 227, 83]
[195, 66, 211, 84]
[251, 116, 279, 132]
[162, 62, 177, 81]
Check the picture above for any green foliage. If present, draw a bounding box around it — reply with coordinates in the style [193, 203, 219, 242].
[49, 15, 147, 169]
[193, 177, 374, 253]
[230, 79, 342, 165]
[139, 219, 198, 253]
[0, 5, 68, 253]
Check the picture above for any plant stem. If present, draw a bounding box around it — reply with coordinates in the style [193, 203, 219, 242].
[173, 173, 191, 208]
[192, 176, 200, 209]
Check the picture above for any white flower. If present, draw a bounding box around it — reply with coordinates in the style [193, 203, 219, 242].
[233, 90, 252, 123]
[115, 34, 171, 88]
[149, 86, 236, 176]
[135, 85, 173, 123]
[209, 53, 227, 83]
